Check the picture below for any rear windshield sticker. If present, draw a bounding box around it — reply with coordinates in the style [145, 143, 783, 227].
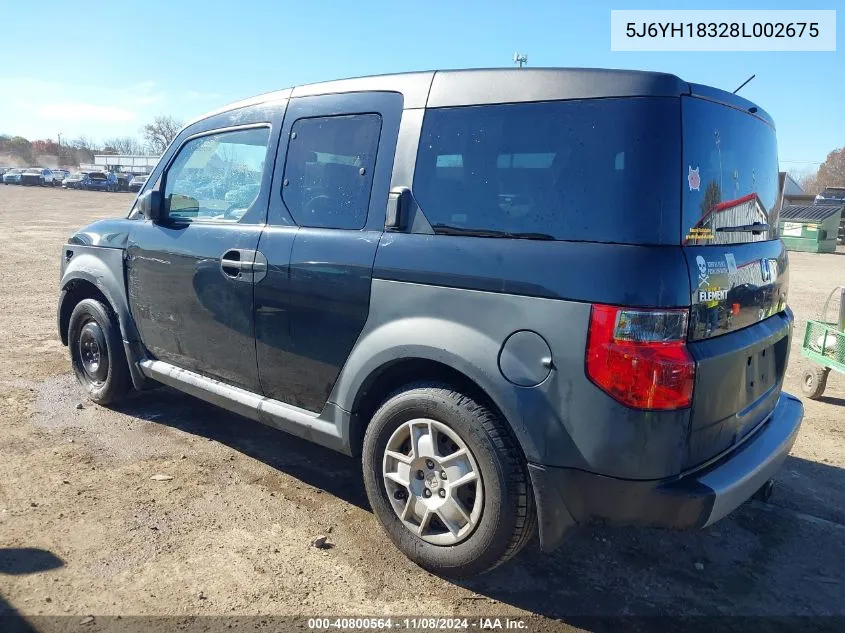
[685, 227, 713, 242]
[688, 166, 701, 191]
[725, 253, 738, 276]
[695, 256, 710, 287]
[696, 256, 730, 289]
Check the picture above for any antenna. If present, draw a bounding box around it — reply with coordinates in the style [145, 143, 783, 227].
[732, 74, 756, 94]
[513, 53, 528, 69]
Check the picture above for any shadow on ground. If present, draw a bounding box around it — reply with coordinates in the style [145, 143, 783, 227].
[117, 387, 845, 621]
[817, 395, 845, 407]
[0, 548, 63, 631]
[0, 549, 63, 576]
[114, 387, 368, 510]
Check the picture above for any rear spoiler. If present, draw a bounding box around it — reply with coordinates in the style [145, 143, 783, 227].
[687, 83, 774, 129]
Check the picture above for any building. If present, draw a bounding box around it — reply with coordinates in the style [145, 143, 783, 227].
[93, 154, 159, 174]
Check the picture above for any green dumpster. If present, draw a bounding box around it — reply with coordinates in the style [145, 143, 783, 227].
[779, 204, 843, 253]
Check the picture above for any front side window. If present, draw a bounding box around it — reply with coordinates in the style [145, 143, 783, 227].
[164, 126, 270, 223]
[282, 114, 382, 230]
[413, 98, 681, 244]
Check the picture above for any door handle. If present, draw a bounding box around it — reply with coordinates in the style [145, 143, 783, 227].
[220, 249, 257, 280]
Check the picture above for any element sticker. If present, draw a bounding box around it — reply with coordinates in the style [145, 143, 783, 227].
[688, 166, 701, 191]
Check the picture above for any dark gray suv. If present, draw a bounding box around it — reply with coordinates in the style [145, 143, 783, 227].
[57, 68, 803, 577]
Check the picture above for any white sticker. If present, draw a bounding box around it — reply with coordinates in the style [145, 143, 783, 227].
[695, 255, 709, 287]
[782, 222, 802, 237]
[688, 166, 701, 191]
[725, 253, 738, 276]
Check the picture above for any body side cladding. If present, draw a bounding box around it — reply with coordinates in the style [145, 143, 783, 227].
[328, 279, 694, 480]
[138, 359, 350, 453]
[58, 244, 146, 390]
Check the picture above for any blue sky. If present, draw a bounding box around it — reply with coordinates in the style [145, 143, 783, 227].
[0, 0, 840, 174]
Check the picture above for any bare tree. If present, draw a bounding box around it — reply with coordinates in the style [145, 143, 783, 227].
[141, 115, 183, 155]
[815, 148, 845, 191]
[70, 136, 95, 151]
[794, 169, 820, 195]
[103, 136, 144, 155]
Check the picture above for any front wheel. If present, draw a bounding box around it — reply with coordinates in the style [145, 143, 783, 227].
[362, 383, 536, 578]
[68, 299, 130, 405]
[801, 365, 829, 400]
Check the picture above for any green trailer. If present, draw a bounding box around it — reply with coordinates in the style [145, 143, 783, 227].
[801, 286, 845, 399]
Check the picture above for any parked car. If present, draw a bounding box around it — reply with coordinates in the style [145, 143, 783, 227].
[127, 174, 149, 193]
[814, 187, 845, 205]
[62, 172, 88, 189]
[114, 172, 134, 192]
[2, 168, 23, 184]
[84, 171, 118, 192]
[52, 169, 69, 183]
[57, 68, 803, 578]
[21, 168, 55, 186]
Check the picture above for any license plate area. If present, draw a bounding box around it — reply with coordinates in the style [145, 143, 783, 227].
[746, 345, 776, 398]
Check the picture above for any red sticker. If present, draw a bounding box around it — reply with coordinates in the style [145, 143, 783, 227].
[688, 166, 701, 191]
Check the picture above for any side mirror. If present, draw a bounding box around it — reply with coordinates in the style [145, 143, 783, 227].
[137, 190, 164, 222]
[385, 186, 412, 231]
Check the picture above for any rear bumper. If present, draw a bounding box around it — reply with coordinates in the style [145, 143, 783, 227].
[529, 392, 803, 552]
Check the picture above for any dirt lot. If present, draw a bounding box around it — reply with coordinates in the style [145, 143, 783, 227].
[1, 185, 844, 630]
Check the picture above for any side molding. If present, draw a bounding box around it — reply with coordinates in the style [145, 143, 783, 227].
[139, 359, 350, 453]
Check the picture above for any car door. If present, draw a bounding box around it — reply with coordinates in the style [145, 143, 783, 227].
[127, 111, 283, 393]
[255, 92, 403, 412]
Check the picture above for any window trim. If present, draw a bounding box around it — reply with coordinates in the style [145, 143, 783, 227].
[159, 122, 273, 226]
[280, 112, 383, 231]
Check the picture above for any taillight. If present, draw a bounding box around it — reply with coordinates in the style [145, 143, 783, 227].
[586, 304, 695, 410]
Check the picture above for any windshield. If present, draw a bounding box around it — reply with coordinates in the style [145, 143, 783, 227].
[24, 169, 40, 175]
[133, 175, 148, 182]
[89, 173, 107, 180]
[682, 97, 779, 245]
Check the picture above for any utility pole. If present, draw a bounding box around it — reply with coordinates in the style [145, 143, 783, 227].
[513, 53, 528, 69]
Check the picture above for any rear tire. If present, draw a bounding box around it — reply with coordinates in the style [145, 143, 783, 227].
[68, 299, 130, 405]
[362, 383, 536, 578]
[801, 366, 829, 400]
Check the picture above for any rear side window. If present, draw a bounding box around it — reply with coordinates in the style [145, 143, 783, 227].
[682, 97, 779, 245]
[413, 98, 680, 244]
[282, 114, 382, 230]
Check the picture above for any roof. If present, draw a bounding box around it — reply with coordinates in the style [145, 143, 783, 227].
[779, 204, 844, 222]
[191, 67, 770, 124]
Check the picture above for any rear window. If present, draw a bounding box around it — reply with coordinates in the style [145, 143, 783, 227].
[413, 98, 681, 244]
[682, 97, 779, 245]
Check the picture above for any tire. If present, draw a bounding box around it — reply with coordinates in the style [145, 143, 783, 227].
[68, 298, 131, 405]
[801, 366, 829, 400]
[362, 383, 536, 578]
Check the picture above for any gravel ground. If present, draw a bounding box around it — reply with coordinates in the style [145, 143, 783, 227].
[1, 185, 844, 630]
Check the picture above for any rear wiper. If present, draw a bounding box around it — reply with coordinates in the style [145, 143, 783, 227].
[431, 225, 554, 240]
[715, 223, 770, 234]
